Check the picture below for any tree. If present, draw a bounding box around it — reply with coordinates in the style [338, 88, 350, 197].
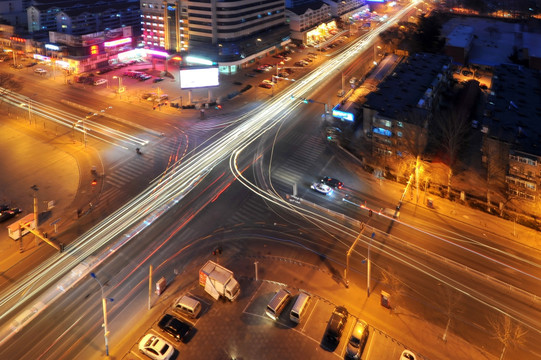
[436, 284, 463, 342]
[0, 72, 23, 99]
[413, 14, 445, 53]
[433, 82, 477, 197]
[380, 267, 406, 313]
[487, 313, 527, 360]
[396, 110, 430, 203]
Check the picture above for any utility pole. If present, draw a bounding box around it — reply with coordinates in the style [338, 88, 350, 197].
[148, 265, 153, 310]
[344, 223, 365, 288]
[31, 185, 39, 233]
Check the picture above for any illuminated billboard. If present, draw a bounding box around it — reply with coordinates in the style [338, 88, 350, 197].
[180, 67, 219, 89]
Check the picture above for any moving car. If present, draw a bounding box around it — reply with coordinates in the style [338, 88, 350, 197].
[345, 320, 369, 359]
[259, 83, 272, 89]
[311, 183, 333, 195]
[158, 314, 191, 342]
[0, 208, 22, 223]
[400, 349, 416, 360]
[138, 334, 174, 360]
[93, 78, 107, 86]
[34, 68, 47, 74]
[321, 176, 343, 189]
[153, 77, 165, 83]
[325, 306, 348, 344]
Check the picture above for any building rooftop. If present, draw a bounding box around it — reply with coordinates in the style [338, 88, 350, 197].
[288, 1, 328, 16]
[445, 25, 474, 48]
[364, 53, 452, 122]
[485, 64, 541, 156]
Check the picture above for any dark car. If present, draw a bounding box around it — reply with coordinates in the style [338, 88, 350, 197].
[0, 208, 22, 223]
[259, 83, 272, 89]
[321, 176, 343, 189]
[153, 77, 165, 83]
[325, 306, 348, 344]
[158, 314, 191, 342]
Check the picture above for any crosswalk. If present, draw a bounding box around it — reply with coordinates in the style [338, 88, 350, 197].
[95, 137, 186, 209]
[269, 132, 327, 195]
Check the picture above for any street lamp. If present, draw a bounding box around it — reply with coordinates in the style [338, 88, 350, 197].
[90, 272, 113, 357]
[374, 45, 382, 63]
[112, 76, 124, 93]
[336, 68, 344, 95]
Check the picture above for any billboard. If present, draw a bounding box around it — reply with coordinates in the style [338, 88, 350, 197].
[180, 67, 219, 89]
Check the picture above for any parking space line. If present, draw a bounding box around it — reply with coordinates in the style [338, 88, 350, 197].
[301, 297, 319, 332]
[241, 282, 263, 314]
[339, 317, 357, 359]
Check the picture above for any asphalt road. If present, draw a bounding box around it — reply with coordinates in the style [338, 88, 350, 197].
[1, 2, 539, 359]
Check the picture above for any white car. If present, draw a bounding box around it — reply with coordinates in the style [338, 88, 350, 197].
[262, 79, 275, 86]
[283, 56, 292, 62]
[34, 68, 47, 74]
[400, 349, 416, 360]
[311, 182, 333, 195]
[138, 334, 175, 360]
[93, 78, 107, 86]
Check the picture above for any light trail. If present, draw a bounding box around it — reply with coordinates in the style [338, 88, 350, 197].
[0, 1, 419, 346]
[1, 90, 149, 148]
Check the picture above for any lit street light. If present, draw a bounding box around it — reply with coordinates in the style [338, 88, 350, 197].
[112, 76, 124, 93]
[90, 272, 113, 357]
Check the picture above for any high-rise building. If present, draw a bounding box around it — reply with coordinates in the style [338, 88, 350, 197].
[141, 0, 291, 73]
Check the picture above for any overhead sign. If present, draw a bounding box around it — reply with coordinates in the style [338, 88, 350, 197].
[332, 109, 354, 121]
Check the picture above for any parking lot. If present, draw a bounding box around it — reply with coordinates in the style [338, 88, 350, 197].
[123, 275, 410, 360]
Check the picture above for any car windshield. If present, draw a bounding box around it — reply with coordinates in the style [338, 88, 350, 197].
[349, 337, 360, 347]
[159, 344, 170, 354]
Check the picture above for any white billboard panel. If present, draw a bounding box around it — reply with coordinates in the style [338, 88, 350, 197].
[180, 67, 219, 89]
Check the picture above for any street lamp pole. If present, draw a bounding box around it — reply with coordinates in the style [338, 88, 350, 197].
[336, 68, 344, 95]
[90, 272, 113, 357]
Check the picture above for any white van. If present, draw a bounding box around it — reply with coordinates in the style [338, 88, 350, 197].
[265, 288, 291, 321]
[290, 291, 311, 323]
[173, 295, 202, 319]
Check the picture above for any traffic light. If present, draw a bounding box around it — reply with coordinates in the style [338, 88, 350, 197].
[215, 104, 222, 109]
[91, 179, 97, 187]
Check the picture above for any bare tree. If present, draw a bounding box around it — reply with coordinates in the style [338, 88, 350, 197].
[487, 313, 527, 360]
[433, 83, 474, 198]
[436, 284, 463, 342]
[380, 267, 406, 313]
[0, 72, 23, 99]
[396, 110, 430, 203]
[483, 137, 508, 210]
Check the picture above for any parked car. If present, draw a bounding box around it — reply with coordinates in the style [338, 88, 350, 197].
[400, 349, 416, 360]
[34, 68, 47, 74]
[93, 78, 107, 86]
[311, 182, 333, 195]
[303, 57, 313, 63]
[325, 306, 348, 344]
[153, 77, 165, 83]
[462, 70, 472, 76]
[345, 320, 369, 359]
[157, 314, 191, 342]
[321, 176, 343, 189]
[259, 83, 272, 89]
[283, 56, 292, 62]
[138, 334, 174, 360]
[139, 74, 152, 81]
[0, 208, 22, 223]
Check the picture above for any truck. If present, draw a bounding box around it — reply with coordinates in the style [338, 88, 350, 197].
[199, 260, 240, 301]
[7, 213, 36, 240]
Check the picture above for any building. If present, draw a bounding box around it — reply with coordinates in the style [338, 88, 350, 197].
[443, 25, 473, 65]
[322, 0, 367, 22]
[27, 0, 140, 36]
[362, 53, 453, 162]
[482, 64, 541, 205]
[0, 0, 27, 30]
[285, 1, 333, 44]
[141, 0, 291, 74]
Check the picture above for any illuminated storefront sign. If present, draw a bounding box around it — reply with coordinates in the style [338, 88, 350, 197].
[186, 56, 215, 66]
[332, 109, 354, 121]
[45, 44, 60, 51]
[104, 37, 132, 47]
[90, 45, 99, 55]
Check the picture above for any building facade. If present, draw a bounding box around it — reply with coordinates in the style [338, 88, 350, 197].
[482, 64, 541, 206]
[363, 53, 453, 165]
